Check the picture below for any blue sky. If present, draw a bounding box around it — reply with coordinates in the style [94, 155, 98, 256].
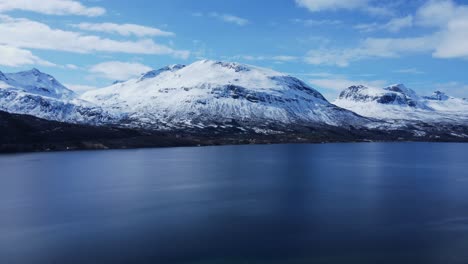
[0, 0, 468, 100]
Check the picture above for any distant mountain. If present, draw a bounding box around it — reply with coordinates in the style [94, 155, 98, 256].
[334, 84, 468, 124]
[0, 68, 119, 125]
[3, 68, 75, 99]
[337, 84, 427, 108]
[81, 60, 369, 130]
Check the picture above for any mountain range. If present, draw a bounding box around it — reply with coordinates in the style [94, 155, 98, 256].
[1, 60, 467, 152]
[334, 84, 468, 125]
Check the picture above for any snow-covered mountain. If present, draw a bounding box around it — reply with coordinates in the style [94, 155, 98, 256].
[0, 69, 118, 124]
[81, 60, 368, 130]
[2, 62, 467, 140]
[334, 84, 468, 124]
[3, 68, 75, 99]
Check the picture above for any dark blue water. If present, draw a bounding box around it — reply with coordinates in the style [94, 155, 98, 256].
[1, 143, 468, 264]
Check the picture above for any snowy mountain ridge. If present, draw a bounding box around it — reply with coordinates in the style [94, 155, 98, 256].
[81, 60, 368, 130]
[0, 68, 119, 124]
[139, 64, 186, 81]
[1, 61, 467, 138]
[2, 68, 76, 100]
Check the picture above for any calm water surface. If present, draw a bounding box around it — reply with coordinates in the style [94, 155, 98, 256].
[0, 143, 468, 264]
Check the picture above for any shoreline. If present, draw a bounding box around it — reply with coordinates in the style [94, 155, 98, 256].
[2, 137, 467, 155]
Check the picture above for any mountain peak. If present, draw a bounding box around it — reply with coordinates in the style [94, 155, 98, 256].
[384, 83, 408, 92]
[200, 60, 252, 72]
[426, 91, 450, 101]
[81, 60, 365, 128]
[16, 68, 47, 78]
[383, 83, 419, 100]
[139, 64, 186, 81]
[3, 69, 75, 99]
[337, 83, 425, 108]
[30, 68, 41, 73]
[19, 68, 43, 76]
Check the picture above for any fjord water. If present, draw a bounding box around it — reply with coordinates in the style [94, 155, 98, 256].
[1, 143, 468, 264]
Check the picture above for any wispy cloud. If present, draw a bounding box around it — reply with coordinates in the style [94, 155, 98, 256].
[71, 23, 175, 37]
[355, 15, 413, 33]
[210, 12, 249, 26]
[295, 0, 369, 12]
[291, 18, 342, 26]
[0, 0, 105, 16]
[89, 61, 152, 80]
[307, 0, 468, 67]
[0, 15, 189, 58]
[295, 0, 393, 16]
[395, 68, 425, 74]
[193, 12, 249, 26]
[304, 35, 437, 67]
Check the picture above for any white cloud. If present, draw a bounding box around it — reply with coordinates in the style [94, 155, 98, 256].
[0, 0, 105, 16]
[193, 12, 249, 26]
[395, 68, 425, 74]
[295, 0, 393, 16]
[295, 0, 369, 12]
[0, 44, 55, 67]
[433, 15, 468, 59]
[272, 56, 298, 62]
[415, 0, 457, 27]
[303, 1, 468, 67]
[385, 15, 414, 32]
[306, 0, 468, 67]
[0, 16, 189, 59]
[209, 12, 249, 26]
[89, 61, 152, 80]
[291, 18, 342, 26]
[415, 0, 468, 59]
[65, 64, 78, 70]
[65, 83, 98, 93]
[71, 23, 175, 37]
[355, 15, 413, 33]
[305, 35, 438, 67]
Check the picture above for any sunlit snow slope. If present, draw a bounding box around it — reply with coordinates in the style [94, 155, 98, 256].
[0, 69, 117, 124]
[81, 60, 368, 129]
